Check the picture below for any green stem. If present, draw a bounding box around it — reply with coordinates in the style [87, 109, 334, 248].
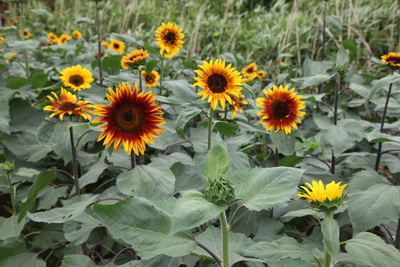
[208, 107, 214, 151]
[18, 3, 30, 84]
[95, 0, 104, 87]
[331, 73, 340, 174]
[139, 70, 143, 93]
[323, 211, 333, 267]
[159, 54, 164, 95]
[69, 127, 80, 195]
[219, 211, 229, 267]
[6, 173, 15, 212]
[131, 153, 136, 170]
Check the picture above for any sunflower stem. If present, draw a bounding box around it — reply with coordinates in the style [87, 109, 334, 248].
[323, 212, 333, 267]
[375, 69, 394, 171]
[130, 153, 137, 170]
[159, 54, 164, 95]
[208, 107, 214, 151]
[394, 217, 400, 249]
[69, 126, 80, 195]
[138, 71, 143, 93]
[219, 211, 230, 267]
[331, 72, 340, 174]
[6, 172, 15, 213]
[95, 0, 104, 88]
[274, 148, 279, 167]
[18, 2, 30, 84]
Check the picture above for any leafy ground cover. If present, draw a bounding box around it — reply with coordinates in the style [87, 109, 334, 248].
[1, 0, 400, 266]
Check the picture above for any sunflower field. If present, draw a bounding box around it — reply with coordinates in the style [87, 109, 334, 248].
[1, 0, 400, 266]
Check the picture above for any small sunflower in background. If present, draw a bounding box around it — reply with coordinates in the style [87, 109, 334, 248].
[194, 59, 243, 110]
[141, 70, 160, 88]
[43, 88, 92, 121]
[256, 85, 305, 134]
[23, 29, 30, 38]
[92, 82, 165, 156]
[58, 34, 71, 45]
[121, 49, 149, 69]
[59, 65, 94, 91]
[108, 39, 125, 54]
[257, 70, 266, 79]
[155, 22, 184, 58]
[381, 52, 400, 67]
[47, 33, 58, 43]
[229, 93, 248, 119]
[101, 40, 109, 48]
[0, 36, 4, 46]
[72, 30, 82, 39]
[11, 20, 18, 26]
[242, 62, 258, 77]
[241, 73, 257, 83]
[6, 52, 17, 63]
[297, 180, 347, 212]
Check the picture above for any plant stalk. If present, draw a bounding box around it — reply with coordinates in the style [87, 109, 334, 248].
[95, 0, 104, 87]
[219, 211, 229, 267]
[159, 54, 164, 95]
[323, 211, 333, 267]
[69, 127, 80, 195]
[331, 73, 340, 174]
[131, 153, 137, 170]
[139, 70, 143, 93]
[6, 173, 15, 212]
[395, 217, 400, 249]
[208, 107, 214, 151]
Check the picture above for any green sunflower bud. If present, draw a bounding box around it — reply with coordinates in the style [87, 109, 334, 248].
[204, 175, 235, 206]
[335, 64, 348, 75]
[0, 161, 14, 173]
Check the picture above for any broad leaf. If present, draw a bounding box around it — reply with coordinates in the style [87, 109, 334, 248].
[270, 131, 295, 156]
[336, 46, 349, 65]
[204, 135, 230, 181]
[231, 167, 304, 211]
[94, 197, 197, 260]
[60, 255, 97, 267]
[63, 212, 102, 245]
[321, 217, 340, 259]
[175, 106, 202, 139]
[11, 40, 40, 52]
[368, 73, 400, 100]
[0, 216, 26, 240]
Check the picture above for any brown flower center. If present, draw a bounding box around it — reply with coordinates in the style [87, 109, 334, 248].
[164, 32, 175, 44]
[247, 67, 254, 74]
[207, 73, 227, 93]
[271, 99, 290, 120]
[59, 101, 79, 111]
[114, 105, 143, 133]
[114, 43, 120, 49]
[69, 75, 84, 86]
[387, 56, 400, 65]
[145, 74, 154, 83]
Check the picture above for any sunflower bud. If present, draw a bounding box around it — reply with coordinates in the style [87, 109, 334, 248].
[204, 175, 235, 206]
[335, 64, 348, 75]
[0, 161, 15, 174]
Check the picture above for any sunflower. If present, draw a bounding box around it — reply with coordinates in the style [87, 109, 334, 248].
[381, 52, 400, 67]
[297, 180, 347, 212]
[229, 93, 248, 119]
[121, 49, 149, 69]
[11, 20, 18, 26]
[242, 62, 258, 77]
[108, 39, 125, 55]
[92, 82, 165, 155]
[47, 32, 58, 43]
[58, 34, 71, 45]
[6, 52, 17, 63]
[256, 85, 305, 134]
[101, 40, 109, 48]
[194, 59, 243, 110]
[43, 88, 92, 121]
[257, 70, 266, 79]
[59, 65, 94, 91]
[155, 22, 184, 58]
[241, 73, 257, 83]
[72, 30, 82, 39]
[142, 70, 160, 88]
[0, 36, 4, 46]
[23, 29, 30, 38]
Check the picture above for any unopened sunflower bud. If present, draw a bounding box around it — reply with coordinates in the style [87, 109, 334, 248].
[0, 161, 14, 173]
[335, 64, 348, 75]
[204, 175, 235, 206]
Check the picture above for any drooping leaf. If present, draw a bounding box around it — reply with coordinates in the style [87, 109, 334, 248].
[270, 131, 295, 156]
[321, 217, 340, 259]
[204, 135, 230, 181]
[175, 106, 202, 139]
[368, 73, 400, 100]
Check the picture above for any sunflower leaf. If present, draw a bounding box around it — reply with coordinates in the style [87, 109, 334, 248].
[270, 131, 295, 156]
[175, 106, 202, 139]
[204, 135, 230, 181]
[368, 73, 400, 100]
[321, 217, 340, 259]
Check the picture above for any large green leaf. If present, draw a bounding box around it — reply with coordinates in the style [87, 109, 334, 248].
[60, 255, 97, 267]
[321, 217, 340, 260]
[175, 106, 202, 139]
[270, 131, 295, 156]
[368, 73, 400, 100]
[0, 253, 46, 267]
[63, 212, 102, 245]
[10, 40, 40, 52]
[27, 194, 98, 223]
[242, 237, 313, 263]
[116, 164, 175, 198]
[231, 167, 304, 211]
[336, 46, 349, 65]
[170, 191, 226, 234]
[0, 216, 26, 240]
[345, 232, 400, 267]
[94, 197, 197, 260]
[0, 88, 13, 134]
[348, 170, 400, 233]
[204, 135, 230, 181]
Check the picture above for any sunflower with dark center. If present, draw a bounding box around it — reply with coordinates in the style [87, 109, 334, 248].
[59, 65, 94, 91]
[108, 39, 125, 55]
[228, 93, 248, 119]
[241, 73, 257, 83]
[47, 32, 58, 43]
[23, 29, 30, 38]
[121, 49, 149, 69]
[43, 88, 92, 121]
[242, 62, 258, 77]
[256, 85, 305, 134]
[257, 70, 266, 79]
[57, 34, 71, 45]
[92, 82, 166, 155]
[194, 59, 243, 110]
[155, 22, 184, 58]
[72, 30, 82, 39]
[381, 52, 400, 67]
[141, 70, 160, 88]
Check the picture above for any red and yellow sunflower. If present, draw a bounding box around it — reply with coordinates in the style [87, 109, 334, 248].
[229, 93, 248, 119]
[381, 52, 400, 67]
[142, 70, 160, 88]
[242, 62, 258, 77]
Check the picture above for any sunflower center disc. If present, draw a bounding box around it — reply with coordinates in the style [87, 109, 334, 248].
[114, 43, 120, 49]
[207, 74, 227, 93]
[69, 75, 84, 86]
[165, 32, 175, 44]
[59, 101, 79, 111]
[115, 105, 143, 133]
[271, 99, 290, 120]
[388, 56, 400, 65]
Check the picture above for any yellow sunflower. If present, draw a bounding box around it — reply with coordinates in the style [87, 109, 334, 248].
[256, 85, 305, 134]
[241, 73, 257, 83]
[229, 93, 248, 119]
[58, 34, 71, 45]
[155, 22, 184, 58]
[297, 180, 347, 212]
[6, 52, 17, 63]
[257, 70, 266, 79]
[47, 33, 58, 43]
[381, 52, 400, 67]
[242, 62, 258, 77]
[101, 40, 109, 48]
[43, 88, 92, 121]
[108, 39, 125, 54]
[142, 70, 160, 88]
[59, 65, 94, 91]
[194, 59, 243, 110]
[92, 82, 165, 156]
[23, 29, 30, 38]
[72, 30, 82, 39]
[0, 36, 4, 46]
[121, 49, 149, 69]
